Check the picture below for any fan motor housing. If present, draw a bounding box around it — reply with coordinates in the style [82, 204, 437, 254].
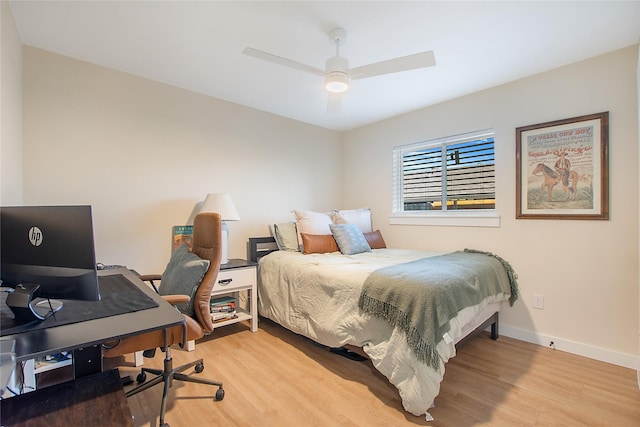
[326, 55, 348, 73]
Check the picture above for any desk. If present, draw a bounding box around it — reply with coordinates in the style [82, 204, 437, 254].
[2, 268, 184, 378]
[0, 369, 134, 426]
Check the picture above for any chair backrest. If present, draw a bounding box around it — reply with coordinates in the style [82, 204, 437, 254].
[190, 212, 223, 333]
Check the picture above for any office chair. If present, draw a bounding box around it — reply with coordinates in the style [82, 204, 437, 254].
[103, 212, 224, 427]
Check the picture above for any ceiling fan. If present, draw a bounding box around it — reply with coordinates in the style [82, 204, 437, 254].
[243, 27, 436, 107]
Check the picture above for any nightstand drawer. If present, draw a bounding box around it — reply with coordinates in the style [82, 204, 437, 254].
[213, 267, 256, 292]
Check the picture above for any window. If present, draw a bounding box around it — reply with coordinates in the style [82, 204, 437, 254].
[393, 130, 496, 214]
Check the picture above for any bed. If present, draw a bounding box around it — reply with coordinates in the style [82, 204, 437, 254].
[248, 211, 518, 419]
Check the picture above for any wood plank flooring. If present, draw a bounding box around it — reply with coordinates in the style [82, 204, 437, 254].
[106, 318, 640, 427]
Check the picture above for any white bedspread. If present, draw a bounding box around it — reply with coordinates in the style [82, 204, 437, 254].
[257, 249, 511, 416]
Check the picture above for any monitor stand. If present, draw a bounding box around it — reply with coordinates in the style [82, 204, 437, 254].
[5, 284, 63, 322]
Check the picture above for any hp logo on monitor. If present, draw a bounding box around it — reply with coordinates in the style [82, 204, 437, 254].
[29, 226, 43, 247]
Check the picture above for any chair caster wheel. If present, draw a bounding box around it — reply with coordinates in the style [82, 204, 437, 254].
[195, 362, 204, 373]
[136, 372, 147, 383]
[215, 388, 225, 401]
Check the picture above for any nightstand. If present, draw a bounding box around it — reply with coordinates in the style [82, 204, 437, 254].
[210, 259, 258, 332]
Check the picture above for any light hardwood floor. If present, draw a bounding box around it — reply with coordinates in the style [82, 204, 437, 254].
[108, 319, 640, 427]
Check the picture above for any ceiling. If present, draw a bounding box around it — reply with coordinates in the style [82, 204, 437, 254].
[9, 1, 640, 132]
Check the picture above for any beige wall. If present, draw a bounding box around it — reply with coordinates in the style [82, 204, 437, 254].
[637, 42, 640, 384]
[1, 0, 23, 205]
[343, 46, 639, 367]
[7, 0, 639, 367]
[22, 47, 342, 273]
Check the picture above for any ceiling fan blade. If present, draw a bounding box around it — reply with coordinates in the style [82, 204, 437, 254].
[350, 50, 436, 80]
[242, 47, 325, 77]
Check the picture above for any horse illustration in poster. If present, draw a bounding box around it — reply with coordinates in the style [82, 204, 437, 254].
[532, 163, 579, 202]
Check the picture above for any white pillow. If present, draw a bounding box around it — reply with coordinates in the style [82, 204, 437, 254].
[293, 210, 334, 250]
[332, 208, 372, 233]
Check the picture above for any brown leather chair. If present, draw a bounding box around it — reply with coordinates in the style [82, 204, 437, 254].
[103, 212, 224, 427]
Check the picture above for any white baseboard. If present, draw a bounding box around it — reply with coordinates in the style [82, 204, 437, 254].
[134, 350, 144, 367]
[499, 325, 638, 370]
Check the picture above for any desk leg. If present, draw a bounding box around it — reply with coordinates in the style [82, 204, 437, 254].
[73, 345, 102, 378]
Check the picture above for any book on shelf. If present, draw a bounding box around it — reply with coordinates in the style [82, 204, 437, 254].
[211, 303, 236, 313]
[210, 296, 238, 323]
[211, 310, 238, 323]
[211, 296, 236, 305]
[211, 296, 236, 309]
[172, 225, 193, 251]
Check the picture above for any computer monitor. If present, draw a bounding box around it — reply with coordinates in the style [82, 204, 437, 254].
[1, 205, 101, 321]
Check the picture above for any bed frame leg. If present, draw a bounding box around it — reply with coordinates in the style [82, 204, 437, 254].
[490, 312, 499, 340]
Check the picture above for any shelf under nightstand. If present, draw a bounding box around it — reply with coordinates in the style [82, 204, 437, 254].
[210, 259, 258, 333]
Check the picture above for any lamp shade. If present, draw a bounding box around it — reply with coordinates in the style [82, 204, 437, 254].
[200, 193, 240, 221]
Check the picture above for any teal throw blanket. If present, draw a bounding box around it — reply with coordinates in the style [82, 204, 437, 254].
[358, 249, 519, 371]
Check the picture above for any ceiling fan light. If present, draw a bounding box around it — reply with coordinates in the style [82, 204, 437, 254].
[325, 73, 349, 93]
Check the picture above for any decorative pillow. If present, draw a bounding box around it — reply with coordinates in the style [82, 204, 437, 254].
[293, 210, 334, 250]
[364, 230, 387, 249]
[158, 244, 210, 316]
[332, 208, 372, 233]
[329, 223, 372, 255]
[301, 233, 339, 254]
[273, 222, 300, 252]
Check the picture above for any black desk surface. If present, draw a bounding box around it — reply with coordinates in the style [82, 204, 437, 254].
[1, 268, 184, 362]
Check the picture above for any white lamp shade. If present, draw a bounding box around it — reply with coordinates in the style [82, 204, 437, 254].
[200, 193, 239, 264]
[200, 193, 240, 221]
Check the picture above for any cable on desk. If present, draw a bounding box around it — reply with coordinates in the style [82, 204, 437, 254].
[1, 386, 19, 398]
[101, 339, 121, 350]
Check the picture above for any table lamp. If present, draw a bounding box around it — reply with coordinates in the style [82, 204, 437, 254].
[200, 193, 240, 264]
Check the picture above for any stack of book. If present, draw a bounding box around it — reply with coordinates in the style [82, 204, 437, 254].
[210, 296, 237, 323]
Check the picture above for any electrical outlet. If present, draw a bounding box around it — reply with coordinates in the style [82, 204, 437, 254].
[533, 294, 544, 309]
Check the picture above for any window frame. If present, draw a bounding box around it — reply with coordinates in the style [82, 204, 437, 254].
[391, 129, 500, 227]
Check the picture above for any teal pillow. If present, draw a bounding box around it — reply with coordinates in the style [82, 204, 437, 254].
[329, 223, 372, 255]
[159, 244, 210, 316]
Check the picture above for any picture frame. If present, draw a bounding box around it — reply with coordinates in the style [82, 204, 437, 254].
[516, 112, 609, 220]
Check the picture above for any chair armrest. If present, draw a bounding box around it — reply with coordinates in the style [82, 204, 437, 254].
[137, 275, 191, 307]
[139, 274, 162, 282]
[162, 294, 190, 305]
[138, 274, 163, 293]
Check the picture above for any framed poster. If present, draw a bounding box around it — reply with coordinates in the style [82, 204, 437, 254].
[516, 112, 608, 220]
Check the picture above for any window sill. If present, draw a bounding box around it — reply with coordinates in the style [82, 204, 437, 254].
[389, 212, 500, 228]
